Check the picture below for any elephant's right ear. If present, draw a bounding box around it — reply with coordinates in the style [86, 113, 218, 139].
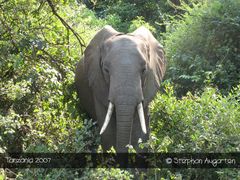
[84, 25, 120, 88]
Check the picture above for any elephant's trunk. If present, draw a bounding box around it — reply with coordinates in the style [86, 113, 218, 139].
[115, 104, 135, 152]
[106, 64, 146, 152]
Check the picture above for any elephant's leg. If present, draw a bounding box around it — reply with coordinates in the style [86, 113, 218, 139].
[131, 108, 150, 152]
[93, 97, 116, 151]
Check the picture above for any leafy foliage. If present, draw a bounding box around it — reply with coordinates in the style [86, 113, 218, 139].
[0, 0, 103, 154]
[148, 83, 240, 179]
[165, 0, 240, 96]
[92, 0, 183, 34]
[150, 83, 240, 153]
[0, 1, 102, 178]
[80, 168, 134, 180]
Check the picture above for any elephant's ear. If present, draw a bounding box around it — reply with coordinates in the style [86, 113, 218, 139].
[132, 27, 167, 104]
[84, 25, 120, 87]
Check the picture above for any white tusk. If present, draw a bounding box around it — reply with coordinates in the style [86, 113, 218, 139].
[100, 102, 114, 135]
[137, 103, 147, 134]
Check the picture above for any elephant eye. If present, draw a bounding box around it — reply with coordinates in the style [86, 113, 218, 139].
[142, 67, 147, 75]
[100, 58, 103, 68]
[103, 66, 109, 74]
[100, 59, 109, 73]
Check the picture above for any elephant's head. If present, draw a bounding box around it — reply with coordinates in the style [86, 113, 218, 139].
[83, 25, 166, 152]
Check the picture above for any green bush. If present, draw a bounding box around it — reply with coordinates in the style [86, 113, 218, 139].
[165, 0, 240, 96]
[147, 83, 240, 179]
[80, 168, 134, 180]
[92, 0, 182, 33]
[0, 0, 100, 154]
[151, 83, 240, 152]
[128, 16, 156, 33]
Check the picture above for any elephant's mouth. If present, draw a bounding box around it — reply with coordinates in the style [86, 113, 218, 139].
[99, 101, 147, 135]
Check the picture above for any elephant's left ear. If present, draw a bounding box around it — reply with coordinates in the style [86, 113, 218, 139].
[132, 27, 167, 103]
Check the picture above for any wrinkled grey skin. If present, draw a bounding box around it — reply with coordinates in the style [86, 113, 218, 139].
[75, 25, 166, 152]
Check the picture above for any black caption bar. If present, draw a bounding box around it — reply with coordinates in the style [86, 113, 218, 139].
[0, 153, 239, 168]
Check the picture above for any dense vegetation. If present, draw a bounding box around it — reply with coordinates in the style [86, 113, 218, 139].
[0, 0, 239, 179]
[165, 0, 240, 96]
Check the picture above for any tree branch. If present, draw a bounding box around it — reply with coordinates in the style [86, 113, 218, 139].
[46, 0, 85, 54]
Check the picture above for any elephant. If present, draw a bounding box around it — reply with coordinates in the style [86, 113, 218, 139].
[75, 25, 166, 152]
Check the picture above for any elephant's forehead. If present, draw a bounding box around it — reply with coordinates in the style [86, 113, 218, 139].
[106, 35, 145, 49]
[104, 35, 148, 63]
